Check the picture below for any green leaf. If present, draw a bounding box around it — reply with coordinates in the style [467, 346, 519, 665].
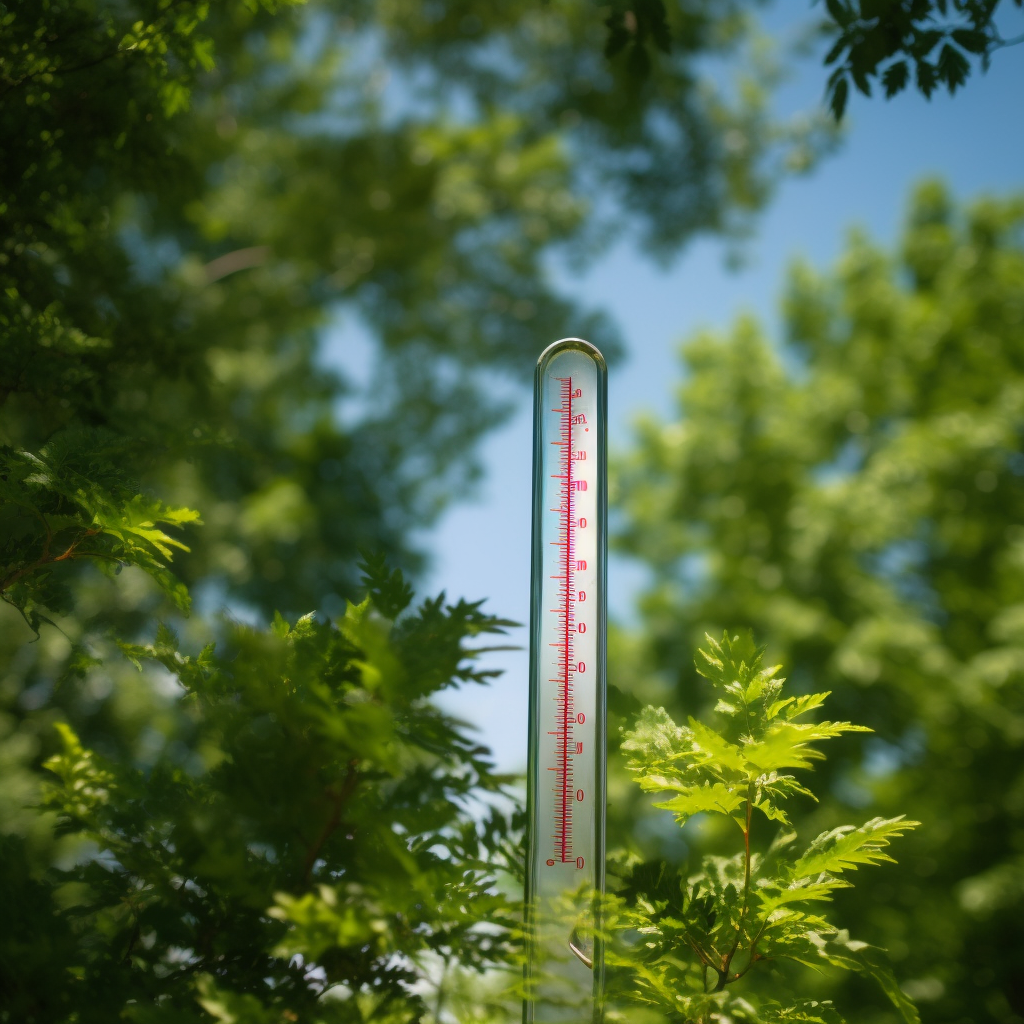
[695, 630, 776, 704]
[792, 817, 921, 880]
[951, 28, 989, 54]
[910, 29, 944, 58]
[754, 771, 816, 822]
[757, 874, 852, 912]
[195, 975, 282, 1024]
[825, 0, 853, 29]
[746, 999, 845, 1024]
[882, 60, 909, 97]
[689, 718, 748, 774]
[358, 550, 414, 619]
[915, 59, 938, 97]
[90, 494, 200, 560]
[743, 719, 869, 772]
[937, 43, 970, 92]
[621, 705, 693, 775]
[851, 65, 872, 97]
[781, 692, 830, 720]
[814, 931, 920, 1024]
[652, 781, 745, 823]
[828, 75, 850, 119]
[824, 34, 850, 66]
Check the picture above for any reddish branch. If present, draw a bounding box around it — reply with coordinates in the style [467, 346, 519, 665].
[714, 781, 755, 992]
[301, 759, 360, 882]
[0, 525, 103, 593]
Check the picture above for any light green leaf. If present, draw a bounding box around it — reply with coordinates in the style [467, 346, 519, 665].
[91, 494, 201, 560]
[754, 798, 791, 824]
[757, 875, 852, 912]
[743, 720, 869, 772]
[622, 706, 693, 762]
[743, 998, 846, 1024]
[652, 781, 746, 822]
[783, 693, 832, 720]
[689, 718, 748, 775]
[793, 817, 921, 880]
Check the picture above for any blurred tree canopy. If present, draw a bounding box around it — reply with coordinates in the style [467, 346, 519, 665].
[1, 0, 830, 631]
[611, 181, 1024, 1024]
[0, 1, 835, 1021]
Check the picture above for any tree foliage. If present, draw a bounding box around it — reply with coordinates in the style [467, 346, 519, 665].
[820, 0, 1024, 118]
[606, 632, 918, 1024]
[0, 0, 827, 633]
[0, 2, 809, 1019]
[0, 3, 838, 1021]
[612, 182, 1024, 1023]
[0, 430, 201, 631]
[2, 561, 523, 1022]
[561, 0, 1023, 119]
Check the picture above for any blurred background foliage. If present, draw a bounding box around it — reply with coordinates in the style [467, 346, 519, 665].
[1, 0, 830, 629]
[610, 182, 1024, 1023]
[1, 0, 1021, 1021]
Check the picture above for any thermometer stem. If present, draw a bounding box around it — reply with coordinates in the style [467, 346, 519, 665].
[525, 339, 607, 1024]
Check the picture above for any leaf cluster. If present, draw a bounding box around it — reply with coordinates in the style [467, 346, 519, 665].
[820, 0, 1023, 118]
[580, 0, 1020, 120]
[610, 633, 919, 1024]
[0, 0, 836, 636]
[0, 429, 199, 629]
[4, 569, 522, 1022]
[604, 0, 673, 79]
[623, 632, 869, 830]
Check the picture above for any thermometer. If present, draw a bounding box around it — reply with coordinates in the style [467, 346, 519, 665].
[524, 339, 607, 1023]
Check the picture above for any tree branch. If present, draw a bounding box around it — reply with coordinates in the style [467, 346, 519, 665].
[717, 780, 754, 988]
[0, 528, 101, 592]
[301, 759, 360, 882]
[991, 30, 1024, 49]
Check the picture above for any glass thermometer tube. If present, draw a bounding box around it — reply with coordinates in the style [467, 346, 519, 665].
[524, 339, 607, 1024]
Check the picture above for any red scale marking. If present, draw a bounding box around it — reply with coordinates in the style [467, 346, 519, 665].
[552, 377, 576, 864]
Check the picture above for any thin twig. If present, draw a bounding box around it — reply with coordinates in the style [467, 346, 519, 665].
[991, 30, 1024, 49]
[717, 782, 754, 989]
[301, 759, 360, 882]
[0, 528, 101, 592]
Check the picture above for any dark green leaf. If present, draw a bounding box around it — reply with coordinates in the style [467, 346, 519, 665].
[829, 75, 850, 119]
[937, 43, 971, 91]
[825, 0, 854, 28]
[882, 60, 910, 96]
[951, 27, 991, 53]
[915, 58, 938, 96]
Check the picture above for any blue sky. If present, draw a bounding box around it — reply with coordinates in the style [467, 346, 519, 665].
[412, 15, 1024, 772]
